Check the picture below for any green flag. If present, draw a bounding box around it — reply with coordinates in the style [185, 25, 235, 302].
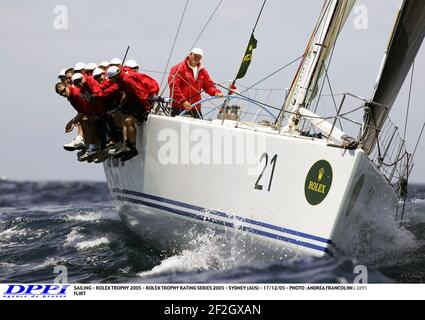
[235, 33, 258, 80]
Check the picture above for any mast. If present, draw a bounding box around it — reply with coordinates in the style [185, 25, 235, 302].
[361, 0, 425, 155]
[278, 0, 356, 131]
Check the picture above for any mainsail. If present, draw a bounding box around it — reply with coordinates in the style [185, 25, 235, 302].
[280, 0, 356, 128]
[362, 0, 425, 155]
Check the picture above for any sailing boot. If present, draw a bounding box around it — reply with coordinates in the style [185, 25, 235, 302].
[64, 136, 85, 151]
[121, 142, 139, 161]
[77, 149, 87, 162]
[94, 149, 110, 163]
[107, 141, 122, 156]
[112, 141, 131, 158]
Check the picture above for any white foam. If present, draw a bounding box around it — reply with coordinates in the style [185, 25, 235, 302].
[64, 227, 85, 247]
[0, 262, 16, 267]
[35, 257, 66, 269]
[66, 211, 103, 222]
[138, 227, 265, 278]
[65, 209, 119, 222]
[76, 237, 109, 250]
[411, 198, 425, 204]
[0, 226, 29, 241]
[337, 201, 419, 266]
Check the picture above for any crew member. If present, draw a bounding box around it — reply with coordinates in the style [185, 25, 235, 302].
[106, 65, 159, 160]
[124, 59, 140, 72]
[168, 48, 223, 118]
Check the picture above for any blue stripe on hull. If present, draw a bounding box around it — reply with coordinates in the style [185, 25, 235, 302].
[112, 190, 334, 256]
[112, 188, 333, 244]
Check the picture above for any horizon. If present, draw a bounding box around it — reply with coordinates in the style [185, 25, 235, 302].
[1, 0, 424, 183]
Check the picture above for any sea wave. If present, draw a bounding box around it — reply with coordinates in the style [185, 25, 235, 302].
[1, 180, 425, 283]
[76, 237, 110, 250]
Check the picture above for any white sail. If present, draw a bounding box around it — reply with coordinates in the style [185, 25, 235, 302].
[361, 0, 425, 154]
[280, 0, 355, 129]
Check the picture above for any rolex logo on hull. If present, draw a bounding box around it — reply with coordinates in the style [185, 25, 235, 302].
[305, 160, 333, 206]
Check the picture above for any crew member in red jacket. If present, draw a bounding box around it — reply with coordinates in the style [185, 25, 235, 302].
[168, 48, 223, 118]
[55, 75, 96, 161]
[106, 65, 160, 160]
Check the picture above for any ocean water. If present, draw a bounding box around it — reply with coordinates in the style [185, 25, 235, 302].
[1, 180, 425, 284]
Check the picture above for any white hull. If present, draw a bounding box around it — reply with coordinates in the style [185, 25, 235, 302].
[104, 115, 398, 259]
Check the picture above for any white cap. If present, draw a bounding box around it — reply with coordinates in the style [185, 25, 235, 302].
[124, 59, 139, 68]
[190, 48, 203, 57]
[110, 58, 122, 65]
[93, 68, 104, 78]
[74, 62, 86, 71]
[86, 63, 98, 71]
[71, 73, 84, 83]
[99, 61, 109, 68]
[106, 66, 120, 79]
[58, 68, 66, 77]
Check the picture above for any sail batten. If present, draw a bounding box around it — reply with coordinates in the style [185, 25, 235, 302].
[362, 0, 425, 155]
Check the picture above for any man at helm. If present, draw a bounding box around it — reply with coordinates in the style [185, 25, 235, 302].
[168, 48, 224, 119]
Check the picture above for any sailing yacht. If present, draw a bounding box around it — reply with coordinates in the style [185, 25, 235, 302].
[104, 0, 425, 258]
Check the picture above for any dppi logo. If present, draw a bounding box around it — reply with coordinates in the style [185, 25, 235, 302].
[3, 284, 69, 298]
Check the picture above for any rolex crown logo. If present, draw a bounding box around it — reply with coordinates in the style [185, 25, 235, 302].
[318, 168, 325, 182]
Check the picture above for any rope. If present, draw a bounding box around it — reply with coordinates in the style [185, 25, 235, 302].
[159, 0, 190, 90]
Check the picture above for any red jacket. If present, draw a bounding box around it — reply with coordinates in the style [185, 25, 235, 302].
[84, 75, 100, 94]
[68, 85, 88, 114]
[168, 57, 221, 110]
[69, 84, 106, 115]
[117, 69, 159, 111]
[92, 78, 122, 111]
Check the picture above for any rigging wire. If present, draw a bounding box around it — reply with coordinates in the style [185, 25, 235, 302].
[140, 68, 168, 74]
[159, 0, 190, 90]
[308, 1, 350, 129]
[399, 154, 410, 226]
[159, 0, 224, 98]
[240, 55, 303, 94]
[228, 0, 267, 95]
[252, 0, 267, 33]
[323, 64, 344, 130]
[189, 0, 223, 50]
[403, 60, 415, 142]
[399, 61, 416, 226]
[411, 122, 425, 164]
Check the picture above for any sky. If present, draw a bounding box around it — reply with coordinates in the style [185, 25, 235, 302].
[1, 0, 424, 182]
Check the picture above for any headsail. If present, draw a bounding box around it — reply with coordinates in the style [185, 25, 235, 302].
[362, 0, 425, 155]
[279, 0, 356, 129]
